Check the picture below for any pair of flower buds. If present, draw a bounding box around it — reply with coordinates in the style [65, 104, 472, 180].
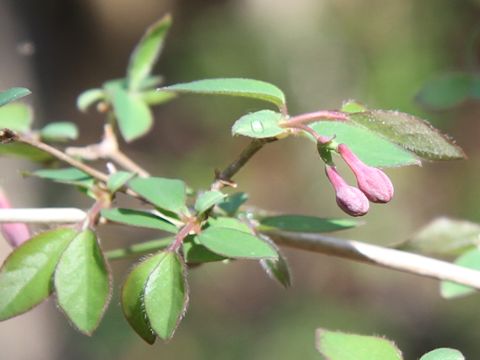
[325, 144, 394, 216]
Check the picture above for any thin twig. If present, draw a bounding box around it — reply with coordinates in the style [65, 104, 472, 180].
[66, 124, 150, 177]
[0, 130, 110, 183]
[268, 231, 480, 290]
[109, 150, 150, 177]
[0, 129, 143, 198]
[212, 138, 276, 190]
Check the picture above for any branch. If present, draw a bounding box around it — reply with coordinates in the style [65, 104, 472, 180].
[0, 207, 479, 290]
[0, 208, 87, 223]
[268, 231, 480, 290]
[212, 138, 276, 190]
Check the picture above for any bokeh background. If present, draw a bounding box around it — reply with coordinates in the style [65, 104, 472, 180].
[1, 0, 480, 358]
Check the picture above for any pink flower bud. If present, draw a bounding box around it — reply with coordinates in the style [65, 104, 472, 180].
[338, 144, 394, 203]
[325, 165, 369, 217]
[0, 190, 30, 247]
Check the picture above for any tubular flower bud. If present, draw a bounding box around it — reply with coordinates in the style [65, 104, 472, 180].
[0, 189, 30, 247]
[325, 165, 369, 217]
[338, 144, 394, 203]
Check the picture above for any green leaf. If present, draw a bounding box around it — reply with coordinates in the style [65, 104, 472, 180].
[144, 252, 188, 340]
[101, 208, 177, 233]
[232, 110, 286, 138]
[183, 237, 226, 263]
[420, 348, 465, 360]
[111, 86, 153, 142]
[106, 237, 172, 260]
[163, 78, 286, 108]
[0, 228, 77, 320]
[197, 227, 277, 259]
[398, 217, 480, 257]
[139, 75, 164, 90]
[310, 121, 420, 167]
[31, 167, 94, 189]
[0, 87, 31, 107]
[141, 90, 176, 105]
[207, 217, 251, 233]
[0, 143, 52, 162]
[107, 171, 135, 193]
[416, 73, 472, 111]
[259, 235, 291, 288]
[127, 15, 172, 91]
[440, 248, 480, 299]
[315, 328, 403, 360]
[77, 88, 105, 112]
[341, 99, 368, 113]
[121, 253, 165, 344]
[348, 111, 465, 161]
[54, 230, 111, 335]
[194, 190, 226, 214]
[129, 177, 187, 215]
[218, 192, 248, 216]
[40, 122, 79, 142]
[259, 215, 359, 233]
[0, 103, 33, 133]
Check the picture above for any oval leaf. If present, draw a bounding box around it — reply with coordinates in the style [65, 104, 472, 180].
[348, 111, 465, 161]
[232, 110, 286, 138]
[420, 348, 465, 360]
[107, 237, 172, 260]
[259, 215, 359, 233]
[40, 122, 79, 142]
[194, 190, 226, 215]
[183, 238, 226, 264]
[207, 217, 251, 233]
[0, 143, 52, 162]
[315, 328, 403, 360]
[127, 15, 172, 91]
[77, 88, 105, 112]
[0, 87, 31, 107]
[398, 217, 480, 257]
[54, 230, 111, 335]
[416, 73, 472, 111]
[144, 252, 188, 340]
[162, 78, 286, 108]
[101, 208, 177, 233]
[0, 228, 77, 320]
[0, 103, 33, 133]
[440, 248, 480, 299]
[129, 177, 187, 215]
[111, 87, 153, 142]
[31, 167, 94, 189]
[197, 227, 277, 259]
[218, 192, 248, 216]
[107, 171, 135, 193]
[259, 235, 291, 288]
[141, 90, 176, 105]
[121, 253, 166, 344]
[310, 121, 420, 167]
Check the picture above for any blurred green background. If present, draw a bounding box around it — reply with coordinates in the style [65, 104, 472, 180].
[1, 0, 480, 358]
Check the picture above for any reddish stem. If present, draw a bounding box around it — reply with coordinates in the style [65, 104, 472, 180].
[287, 123, 332, 144]
[282, 110, 347, 127]
[168, 220, 196, 252]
